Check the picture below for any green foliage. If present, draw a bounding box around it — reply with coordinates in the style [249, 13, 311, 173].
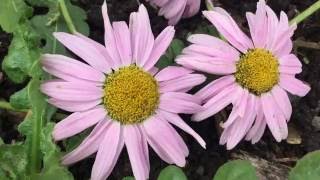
[0, 0, 32, 32]
[122, 177, 135, 180]
[10, 86, 31, 109]
[213, 160, 258, 180]
[0, 0, 88, 179]
[289, 150, 320, 180]
[156, 39, 184, 69]
[158, 166, 187, 180]
[30, 0, 89, 54]
[2, 24, 41, 83]
[0, 144, 28, 179]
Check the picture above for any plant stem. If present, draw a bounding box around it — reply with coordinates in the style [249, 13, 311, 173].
[205, 0, 214, 11]
[58, 0, 77, 34]
[290, 0, 320, 25]
[0, 100, 28, 112]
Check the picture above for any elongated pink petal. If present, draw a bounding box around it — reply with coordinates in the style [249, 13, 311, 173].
[53, 32, 111, 73]
[245, 100, 265, 142]
[42, 54, 105, 83]
[159, 110, 206, 148]
[225, 94, 257, 149]
[131, 5, 155, 68]
[155, 66, 193, 82]
[183, 0, 201, 18]
[271, 85, 292, 120]
[102, 2, 122, 68]
[91, 121, 124, 180]
[192, 84, 238, 121]
[195, 76, 235, 102]
[279, 65, 302, 74]
[203, 9, 253, 53]
[279, 75, 310, 96]
[62, 119, 111, 165]
[41, 81, 103, 101]
[48, 98, 101, 112]
[143, 115, 187, 167]
[159, 92, 202, 114]
[261, 93, 282, 142]
[113, 21, 132, 66]
[143, 26, 175, 71]
[159, 74, 206, 93]
[176, 55, 236, 75]
[53, 106, 106, 141]
[124, 125, 149, 180]
[278, 54, 302, 67]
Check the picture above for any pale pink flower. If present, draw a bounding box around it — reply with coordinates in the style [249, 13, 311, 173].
[146, 0, 201, 25]
[176, 0, 310, 150]
[41, 3, 206, 180]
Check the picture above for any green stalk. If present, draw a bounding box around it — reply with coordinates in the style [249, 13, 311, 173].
[205, 0, 214, 11]
[0, 100, 28, 112]
[58, 0, 77, 34]
[290, 0, 320, 25]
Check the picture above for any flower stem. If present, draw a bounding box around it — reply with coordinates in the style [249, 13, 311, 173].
[205, 0, 214, 11]
[58, 0, 77, 34]
[290, 0, 320, 25]
[0, 100, 28, 112]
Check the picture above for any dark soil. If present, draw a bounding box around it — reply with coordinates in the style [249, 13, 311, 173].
[1, 0, 320, 179]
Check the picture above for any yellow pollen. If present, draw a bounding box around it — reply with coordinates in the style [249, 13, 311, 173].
[235, 48, 279, 95]
[103, 65, 159, 124]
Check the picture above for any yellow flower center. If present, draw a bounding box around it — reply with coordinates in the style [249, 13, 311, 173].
[235, 48, 279, 95]
[103, 65, 159, 124]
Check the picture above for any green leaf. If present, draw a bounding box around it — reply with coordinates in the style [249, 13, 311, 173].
[157, 165, 187, 180]
[10, 86, 31, 109]
[122, 177, 135, 180]
[0, 0, 33, 32]
[2, 24, 41, 83]
[0, 137, 3, 145]
[213, 160, 258, 180]
[289, 151, 320, 180]
[0, 144, 28, 180]
[34, 123, 74, 180]
[30, 0, 89, 54]
[156, 39, 184, 69]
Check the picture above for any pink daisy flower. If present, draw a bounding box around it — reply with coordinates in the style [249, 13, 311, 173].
[41, 3, 206, 180]
[146, 0, 201, 25]
[176, 0, 310, 150]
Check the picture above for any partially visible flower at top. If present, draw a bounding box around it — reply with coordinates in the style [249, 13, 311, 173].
[146, 0, 201, 25]
[40, 2, 206, 180]
[176, 0, 310, 150]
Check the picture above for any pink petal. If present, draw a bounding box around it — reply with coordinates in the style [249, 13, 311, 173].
[176, 55, 236, 75]
[159, 92, 202, 114]
[183, 0, 201, 18]
[245, 100, 264, 142]
[279, 65, 302, 75]
[112, 21, 132, 66]
[102, 2, 122, 69]
[124, 125, 149, 180]
[91, 121, 124, 180]
[159, 74, 206, 93]
[62, 119, 111, 165]
[261, 93, 282, 142]
[278, 54, 302, 67]
[53, 106, 106, 141]
[53, 32, 111, 73]
[155, 66, 193, 82]
[195, 75, 235, 102]
[143, 115, 187, 167]
[279, 75, 310, 96]
[271, 85, 292, 120]
[42, 54, 105, 83]
[192, 84, 238, 121]
[225, 94, 257, 149]
[131, 5, 155, 68]
[48, 98, 101, 112]
[75, 32, 117, 70]
[143, 26, 175, 71]
[41, 81, 103, 101]
[203, 9, 253, 53]
[159, 110, 206, 148]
